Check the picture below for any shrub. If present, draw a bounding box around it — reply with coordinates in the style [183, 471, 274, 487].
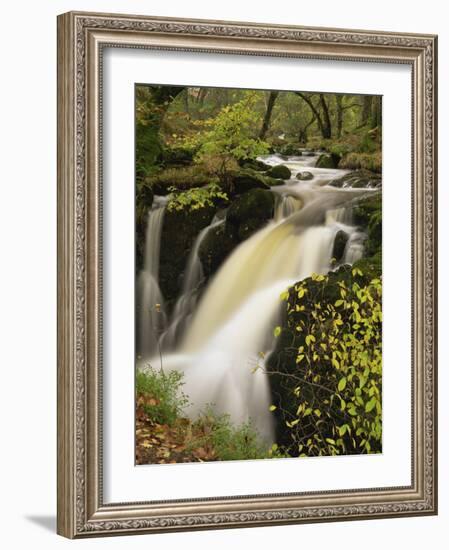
[136, 368, 189, 426]
[190, 407, 288, 461]
[167, 182, 228, 212]
[145, 164, 213, 195]
[269, 268, 382, 457]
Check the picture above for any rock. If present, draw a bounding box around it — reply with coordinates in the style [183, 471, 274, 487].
[353, 194, 382, 257]
[303, 151, 316, 157]
[158, 205, 217, 305]
[267, 178, 285, 186]
[296, 171, 314, 181]
[278, 143, 303, 156]
[239, 158, 272, 172]
[198, 222, 236, 278]
[266, 164, 292, 180]
[315, 153, 341, 169]
[198, 189, 275, 279]
[161, 147, 194, 167]
[332, 230, 349, 262]
[226, 188, 275, 232]
[329, 169, 381, 189]
[232, 169, 271, 194]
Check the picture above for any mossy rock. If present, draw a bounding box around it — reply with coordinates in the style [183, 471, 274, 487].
[239, 158, 272, 172]
[267, 178, 285, 187]
[231, 169, 271, 194]
[266, 164, 292, 180]
[296, 171, 314, 181]
[226, 188, 274, 230]
[161, 147, 194, 167]
[278, 143, 303, 156]
[315, 153, 341, 169]
[329, 169, 381, 189]
[353, 193, 382, 257]
[158, 205, 217, 306]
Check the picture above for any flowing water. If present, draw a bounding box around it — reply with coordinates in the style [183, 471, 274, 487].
[136, 153, 378, 443]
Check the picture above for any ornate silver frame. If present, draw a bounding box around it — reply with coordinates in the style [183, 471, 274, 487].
[57, 11, 438, 538]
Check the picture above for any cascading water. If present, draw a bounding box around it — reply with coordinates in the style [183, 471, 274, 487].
[136, 202, 166, 358]
[159, 217, 225, 351]
[137, 152, 378, 445]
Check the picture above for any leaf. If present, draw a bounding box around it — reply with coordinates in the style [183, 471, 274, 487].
[334, 299, 344, 307]
[273, 326, 282, 338]
[305, 334, 316, 347]
[365, 397, 377, 413]
[269, 405, 277, 412]
[338, 377, 347, 392]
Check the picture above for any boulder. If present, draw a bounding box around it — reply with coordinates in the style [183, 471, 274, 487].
[315, 153, 341, 169]
[296, 171, 314, 181]
[266, 164, 292, 180]
[226, 188, 275, 232]
[232, 169, 271, 194]
[332, 230, 349, 262]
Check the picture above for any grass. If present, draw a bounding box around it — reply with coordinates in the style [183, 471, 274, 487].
[136, 367, 288, 463]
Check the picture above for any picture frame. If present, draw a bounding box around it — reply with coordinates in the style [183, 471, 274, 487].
[57, 11, 438, 538]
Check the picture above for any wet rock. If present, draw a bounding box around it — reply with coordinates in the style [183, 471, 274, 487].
[296, 171, 314, 181]
[329, 169, 381, 189]
[198, 222, 236, 278]
[159, 205, 217, 305]
[332, 230, 349, 262]
[278, 143, 303, 156]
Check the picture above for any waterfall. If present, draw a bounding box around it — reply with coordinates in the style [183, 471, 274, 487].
[160, 218, 224, 351]
[136, 205, 166, 358]
[137, 153, 376, 446]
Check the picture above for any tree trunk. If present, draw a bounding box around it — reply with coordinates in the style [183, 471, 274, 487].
[361, 96, 373, 127]
[259, 91, 279, 139]
[336, 95, 344, 139]
[319, 94, 332, 139]
[371, 96, 382, 129]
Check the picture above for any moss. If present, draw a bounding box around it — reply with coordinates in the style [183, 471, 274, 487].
[315, 153, 341, 169]
[145, 165, 212, 195]
[339, 152, 382, 173]
[231, 169, 271, 194]
[266, 164, 292, 180]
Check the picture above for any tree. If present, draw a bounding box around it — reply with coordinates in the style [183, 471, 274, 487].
[295, 92, 332, 139]
[184, 91, 270, 189]
[136, 85, 185, 180]
[259, 91, 279, 139]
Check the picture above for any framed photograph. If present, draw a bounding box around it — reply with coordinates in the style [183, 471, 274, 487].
[57, 11, 438, 538]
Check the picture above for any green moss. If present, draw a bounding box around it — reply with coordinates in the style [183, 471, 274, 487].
[266, 164, 292, 180]
[315, 153, 340, 169]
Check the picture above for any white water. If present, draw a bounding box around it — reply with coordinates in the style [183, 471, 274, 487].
[138, 153, 378, 444]
[136, 203, 166, 358]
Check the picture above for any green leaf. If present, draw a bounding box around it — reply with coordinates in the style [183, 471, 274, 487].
[273, 326, 281, 338]
[269, 405, 277, 412]
[365, 397, 377, 413]
[338, 377, 347, 392]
